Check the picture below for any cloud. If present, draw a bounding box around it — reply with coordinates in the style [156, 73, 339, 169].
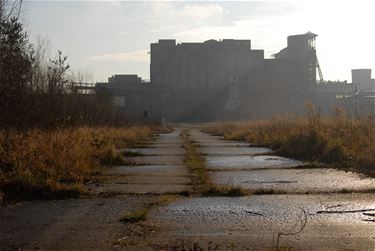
[147, 26, 177, 34]
[116, 31, 131, 36]
[85, 50, 149, 62]
[150, 2, 226, 26]
[180, 4, 225, 22]
[172, 17, 293, 55]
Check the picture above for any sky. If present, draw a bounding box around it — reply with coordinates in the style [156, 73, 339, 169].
[22, 0, 375, 82]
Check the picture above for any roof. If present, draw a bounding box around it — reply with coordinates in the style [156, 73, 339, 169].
[305, 31, 318, 38]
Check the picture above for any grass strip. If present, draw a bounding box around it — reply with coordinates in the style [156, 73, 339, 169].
[181, 129, 249, 196]
[121, 195, 179, 223]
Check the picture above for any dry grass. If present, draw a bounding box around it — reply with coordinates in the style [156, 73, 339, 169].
[0, 125, 160, 201]
[121, 208, 149, 223]
[182, 129, 208, 193]
[201, 185, 250, 196]
[121, 195, 180, 223]
[204, 106, 375, 177]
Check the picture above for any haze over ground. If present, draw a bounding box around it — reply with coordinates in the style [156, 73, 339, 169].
[23, 0, 374, 82]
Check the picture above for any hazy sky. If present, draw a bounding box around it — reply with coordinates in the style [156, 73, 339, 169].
[23, 0, 374, 82]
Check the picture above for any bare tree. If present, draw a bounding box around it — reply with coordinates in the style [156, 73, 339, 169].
[0, 0, 121, 128]
[0, 0, 23, 22]
[30, 36, 50, 93]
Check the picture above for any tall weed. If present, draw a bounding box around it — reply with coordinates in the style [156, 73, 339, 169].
[204, 110, 375, 177]
[0, 125, 155, 200]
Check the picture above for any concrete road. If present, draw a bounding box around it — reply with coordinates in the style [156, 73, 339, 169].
[1, 127, 374, 250]
[145, 129, 375, 250]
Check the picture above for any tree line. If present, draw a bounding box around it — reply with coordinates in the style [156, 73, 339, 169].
[0, 0, 120, 129]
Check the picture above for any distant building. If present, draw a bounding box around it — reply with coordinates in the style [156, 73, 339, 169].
[97, 75, 155, 120]
[150, 39, 261, 89]
[352, 69, 375, 91]
[312, 69, 375, 116]
[96, 32, 374, 121]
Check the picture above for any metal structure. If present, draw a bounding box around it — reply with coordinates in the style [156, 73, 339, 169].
[316, 54, 324, 82]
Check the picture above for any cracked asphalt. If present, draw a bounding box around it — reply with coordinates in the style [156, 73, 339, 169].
[1, 127, 374, 250]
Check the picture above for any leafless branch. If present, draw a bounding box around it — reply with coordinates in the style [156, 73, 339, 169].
[276, 208, 308, 251]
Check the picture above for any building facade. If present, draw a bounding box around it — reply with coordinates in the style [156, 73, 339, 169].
[97, 32, 374, 122]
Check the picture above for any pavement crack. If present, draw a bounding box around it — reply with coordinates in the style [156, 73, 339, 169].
[243, 210, 264, 216]
[242, 180, 298, 184]
[362, 212, 375, 217]
[316, 208, 375, 214]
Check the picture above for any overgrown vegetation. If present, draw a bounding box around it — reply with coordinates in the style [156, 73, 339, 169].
[201, 185, 250, 197]
[121, 208, 149, 223]
[182, 129, 208, 192]
[0, 1, 127, 129]
[182, 129, 249, 196]
[0, 1, 169, 203]
[0, 126, 156, 201]
[204, 105, 375, 177]
[121, 195, 179, 223]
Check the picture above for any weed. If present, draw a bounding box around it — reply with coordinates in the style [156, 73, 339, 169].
[203, 109, 375, 177]
[201, 185, 250, 196]
[120, 195, 179, 223]
[0, 125, 159, 201]
[182, 129, 248, 196]
[121, 208, 149, 223]
[121, 151, 145, 157]
[181, 129, 208, 193]
[250, 188, 287, 195]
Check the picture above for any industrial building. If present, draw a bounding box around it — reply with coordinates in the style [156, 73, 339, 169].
[97, 32, 374, 121]
[312, 69, 375, 117]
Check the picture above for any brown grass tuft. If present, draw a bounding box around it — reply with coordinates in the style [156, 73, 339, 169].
[0, 125, 157, 201]
[182, 129, 208, 193]
[201, 185, 250, 196]
[203, 106, 375, 177]
[121, 208, 149, 223]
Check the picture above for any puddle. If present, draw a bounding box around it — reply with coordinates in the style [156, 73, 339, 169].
[88, 183, 190, 195]
[195, 142, 252, 147]
[104, 165, 189, 176]
[156, 138, 184, 142]
[125, 148, 185, 156]
[115, 175, 191, 185]
[198, 146, 273, 156]
[189, 133, 225, 143]
[210, 168, 375, 193]
[125, 155, 184, 165]
[206, 155, 305, 170]
[190, 136, 224, 143]
[148, 143, 183, 148]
